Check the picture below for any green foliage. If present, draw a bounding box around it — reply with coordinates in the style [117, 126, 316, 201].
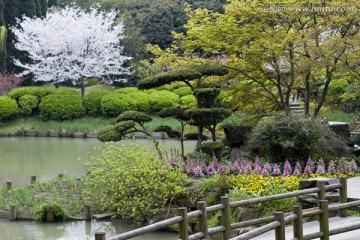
[199, 175, 230, 205]
[155, 125, 181, 138]
[184, 132, 208, 141]
[0, 26, 6, 72]
[186, 108, 232, 127]
[148, 90, 179, 112]
[0, 96, 18, 121]
[114, 87, 139, 94]
[34, 202, 67, 222]
[198, 141, 225, 159]
[18, 94, 39, 115]
[8, 87, 54, 100]
[251, 115, 349, 163]
[180, 95, 196, 107]
[100, 93, 134, 116]
[97, 126, 122, 142]
[173, 86, 192, 97]
[84, 143, 187, 224]
[39, 94, 85, 120]
[116, 110, 152, 124]
[158, 107, 190, 121]
[221, 123, 253, 147]
[327, 79, 349, 106]
[114, 120, 135, 133]
[193, 88, 220, 108]
[192, 65, 228, 76]
[137, 69, 201, 90]
[126, 91, 151, 112]
[83, 90, 110, 116]
[52, 88, 78, 95]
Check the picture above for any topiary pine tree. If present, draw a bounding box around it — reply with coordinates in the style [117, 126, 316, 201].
[138, 64, 232, 150]
[97, 110, 163, 159]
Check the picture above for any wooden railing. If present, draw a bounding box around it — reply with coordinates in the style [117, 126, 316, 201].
[95, 177, 360, 240]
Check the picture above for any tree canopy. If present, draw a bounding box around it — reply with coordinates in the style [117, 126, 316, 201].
[11, 6, 131, 95]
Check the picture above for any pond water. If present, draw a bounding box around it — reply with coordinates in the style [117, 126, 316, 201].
[0, 136, 194, 240]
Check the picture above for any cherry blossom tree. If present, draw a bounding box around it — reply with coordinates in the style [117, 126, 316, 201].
[11, 6, 131, 95]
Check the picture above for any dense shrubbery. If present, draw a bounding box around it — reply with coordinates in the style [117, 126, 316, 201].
[83, 90, 110, 116]
[18, 94, 39, 115]
[100, 93, 134, 116]
[85, 143, 187, 224]
[0, 96, 19, 121]
[39, 94, 85, 120]
[126, 91, 151, 112]
[326, 79, 349, 106]
[173, 86, 192, 97]
[34, 202, 67, 222]
[180, 95, 196, 106]
[148, 90, 179, 112]
[250, 115, 349, 163]
[8, 86, 54, 100]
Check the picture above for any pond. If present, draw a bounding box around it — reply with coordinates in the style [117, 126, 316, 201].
[0, 136, 194, 240]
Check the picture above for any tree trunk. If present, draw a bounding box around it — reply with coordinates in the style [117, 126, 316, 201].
[80, 80, 85, 96]
[196, 126, 203, 150]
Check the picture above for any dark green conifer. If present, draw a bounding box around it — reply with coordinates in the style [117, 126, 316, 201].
[35, 0, 42, 17]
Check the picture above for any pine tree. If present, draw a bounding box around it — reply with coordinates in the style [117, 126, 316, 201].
[40, 0, 47, 16]
[0, 0, 4, 26]
[19, 0, 36, 18]
[48, 0, 57, 8]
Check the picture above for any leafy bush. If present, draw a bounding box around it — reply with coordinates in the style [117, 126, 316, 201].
[52, 88, 79, 95]
[34, 202, 67, 222]
[198, 141, 226, 160]
[39, 94, 85, 120]
[180, 95, 196, 107]
[100, 93, 135, 116]
[148, 90, 179, 112]
[83, 90, 110, 116]
[18, 94, 39, 115]
[126, 91, 151, 112]
[250, 115, 349, 163]
[327, 79, 349, 106]
[114, 87, 139, 94]
[84, 143, 187, 224]
[173, 86, 192, 97]
[0, 96, 19, 121]
[8, 86, 54, 100]
[221, 123, 253, 148]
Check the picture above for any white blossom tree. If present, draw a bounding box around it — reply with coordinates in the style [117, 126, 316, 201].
[11, 6, 131, 95]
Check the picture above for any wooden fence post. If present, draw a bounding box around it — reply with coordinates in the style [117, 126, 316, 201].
[221, 196, 231, 240]
[85, 205, 92, 221]
[95, 232, 106, 240]
[319, 200, 329, 240]
[317, 181, 326, 203]
[6, 180, 12, 190]
[275, 212, 285, 240]
[9, 205, 16, 220]
[197, 201, 209, 239]
[339, 177, 347, 217]
[293, 205, 303, 240]
[178, 207, 189, 240]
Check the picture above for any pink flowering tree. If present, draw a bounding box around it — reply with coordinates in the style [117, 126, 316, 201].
[11, 6, 131, 96]
[0, 73, 23, 95]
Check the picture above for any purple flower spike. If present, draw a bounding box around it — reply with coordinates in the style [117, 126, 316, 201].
[338, 157, 346, 173]
[193, 166, 205, 178]
[244, 160, 253, 175]
[253, 157, 262, 174]
[350, 159, 358, 173]
[283, 159, 292, 176]
[316, 158, 326, 174]
[272, 164, 282, 176]
[306, 156, 315, 173]
[293, 161, 302, 175]
[261, 162, 272, 176]
[327, 160, 337, 175]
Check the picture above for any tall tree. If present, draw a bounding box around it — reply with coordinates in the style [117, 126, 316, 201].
[48, 0, 57, 8]
[34, 0, 42, 17]
[19, 0, 36, 18]
[40, 0, 47, 16]
[0, 0, 4, 26]
[11, 6, 131, 95]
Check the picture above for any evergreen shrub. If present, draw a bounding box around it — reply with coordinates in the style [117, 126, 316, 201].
[148, 90, 179, 112]
[100, 93, 135, 116]
[18, 94, 39, 115]
[173, 86, 192, 97]
[8, 86, 54, 100]
[39, 94, 85, 120]
[83, 90, 110, 116]
[0, 96, 19, 121]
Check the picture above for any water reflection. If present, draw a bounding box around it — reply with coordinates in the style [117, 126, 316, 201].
[0, 219, 177, 240]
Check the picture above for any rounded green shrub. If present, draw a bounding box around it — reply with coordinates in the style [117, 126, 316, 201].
[83, 90, 111, 116]
[8, 86, 54, 100]
[180, 95, 196, 107]
[173, 86, 192, 97]
[327, 79, 349, 106]
[126, 91, 151, 112]
[114, 87, 139, 94]
[199, 141, 226, 160]
[250, 115, 349, 163]
[34, 202, 67, 222]
[39, 94, 85, 120]
[52, 88, 79, 95]
[84, 143, 187, 224]
[18, 94, 39, 115]
[148, 90, 179, 112]
[0, 96, 19, 121]
[100, 93, 136, 116]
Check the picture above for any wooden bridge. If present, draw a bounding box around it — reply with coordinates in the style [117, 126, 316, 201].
[94, 177, 360, 240]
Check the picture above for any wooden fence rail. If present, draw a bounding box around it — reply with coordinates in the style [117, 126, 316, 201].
[95, 177, 360, 240]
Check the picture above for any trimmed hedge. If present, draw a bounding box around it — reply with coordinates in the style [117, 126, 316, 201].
[126, 91, 151, 112]
[83, 90, 111, 116]
[100, 93, 136, 116]
[39, 94, 85, 120]
[114, 87, 139, 94]
[149, 90, 179, 112]
[18, 94, 39, 115]
[173, 86, 192, 97]
[0, 96, 19, 121]
[8, 86, 54, 100]
[180, 95, 196, 107]
[52, 88, 79, 95]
